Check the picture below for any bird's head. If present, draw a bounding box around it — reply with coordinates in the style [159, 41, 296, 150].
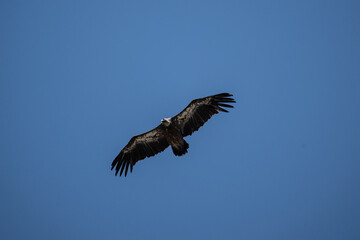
[161, 118, 171, 126]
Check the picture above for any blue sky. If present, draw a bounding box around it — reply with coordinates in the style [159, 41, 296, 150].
[1, 0, 360, 239]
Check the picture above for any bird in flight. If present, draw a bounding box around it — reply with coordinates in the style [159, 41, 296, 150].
[111, 93, 235, 176]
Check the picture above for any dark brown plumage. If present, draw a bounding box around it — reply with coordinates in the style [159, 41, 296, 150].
[111, 93, 235, 176]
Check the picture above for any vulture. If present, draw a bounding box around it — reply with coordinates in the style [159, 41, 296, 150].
[111, 93, 235, 176]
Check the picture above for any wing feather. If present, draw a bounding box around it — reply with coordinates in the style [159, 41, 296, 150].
[172, 93, 235, 136]
[111, 125, 170, 176]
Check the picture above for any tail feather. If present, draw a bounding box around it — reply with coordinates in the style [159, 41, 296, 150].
[171, 140, 189, 156]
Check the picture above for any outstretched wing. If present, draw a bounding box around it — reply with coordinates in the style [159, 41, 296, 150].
[111, 125, 169, 176]
[171, 93, 235, 137]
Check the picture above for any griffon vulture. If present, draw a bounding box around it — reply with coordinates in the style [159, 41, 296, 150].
[111, 93, 235, 176]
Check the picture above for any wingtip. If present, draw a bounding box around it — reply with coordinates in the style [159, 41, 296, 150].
[214, 93, 233, 98]
[119, 160, 126, 176]
[124, 162, 130, 177]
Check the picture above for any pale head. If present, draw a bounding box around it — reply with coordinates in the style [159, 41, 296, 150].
[161, 117, 171, 126]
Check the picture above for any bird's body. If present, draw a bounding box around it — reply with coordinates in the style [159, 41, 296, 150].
[111, 93, 235, 176]
[161, 118, 189, 156]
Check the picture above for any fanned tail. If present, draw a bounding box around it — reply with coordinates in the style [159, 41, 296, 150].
[171, 140, 189, 156]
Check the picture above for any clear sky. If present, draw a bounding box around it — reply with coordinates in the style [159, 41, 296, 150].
[1, 0, 360, 239]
